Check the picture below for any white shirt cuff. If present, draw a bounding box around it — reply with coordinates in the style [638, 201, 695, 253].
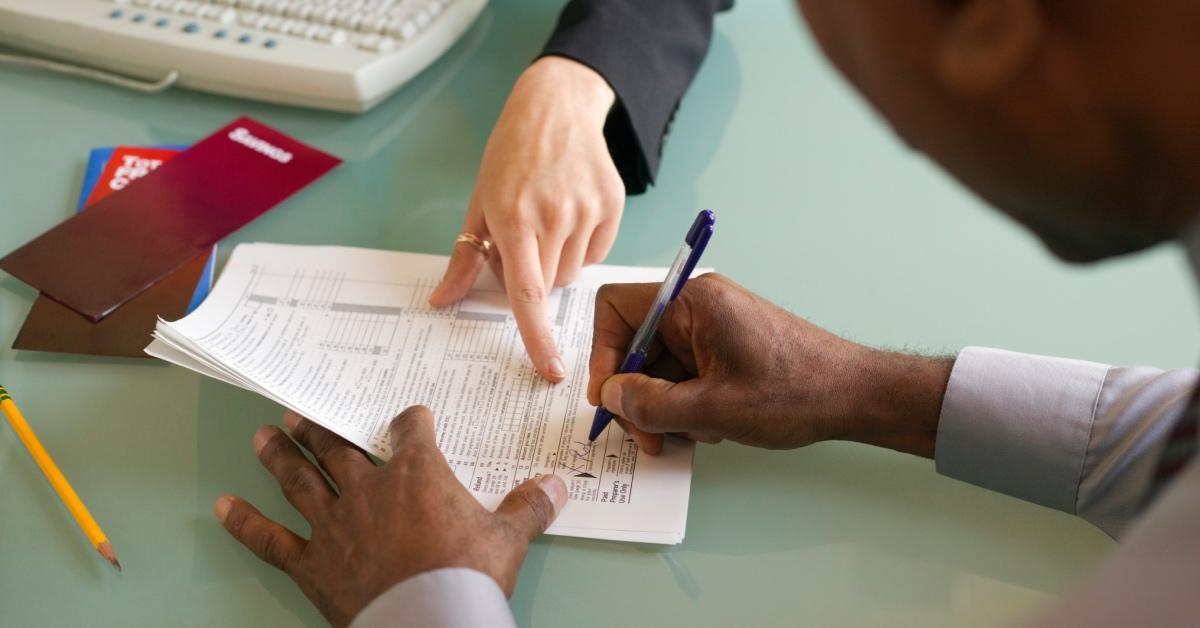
[350, 568, 517, 628]
[935, 347, 1110, 513]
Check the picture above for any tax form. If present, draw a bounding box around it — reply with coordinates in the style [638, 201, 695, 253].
[147, 243, 695, 544]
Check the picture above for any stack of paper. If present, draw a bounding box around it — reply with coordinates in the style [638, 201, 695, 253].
[148, 243, 696, 544]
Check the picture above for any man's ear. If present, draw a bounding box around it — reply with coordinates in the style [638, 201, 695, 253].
[935, 0, 1046, 98]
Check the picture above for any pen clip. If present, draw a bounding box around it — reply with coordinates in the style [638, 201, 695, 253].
[685, 209, 716, 247]
[671, 211, 715, 300]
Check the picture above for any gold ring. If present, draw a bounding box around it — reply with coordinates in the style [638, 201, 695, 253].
[455, 232, 492, 258]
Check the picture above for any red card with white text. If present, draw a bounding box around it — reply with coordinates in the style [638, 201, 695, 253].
[0, 117, 341, 321]
[85, 146, 181, 206]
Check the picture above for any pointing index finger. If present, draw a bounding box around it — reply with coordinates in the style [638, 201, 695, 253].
[501, 234, 565, 382]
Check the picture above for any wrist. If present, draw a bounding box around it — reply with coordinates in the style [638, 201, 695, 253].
[839, 349, 953, 458]
[519, 56, 616, 128]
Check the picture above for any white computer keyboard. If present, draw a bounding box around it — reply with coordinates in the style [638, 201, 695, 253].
[0, 0, 486, 111]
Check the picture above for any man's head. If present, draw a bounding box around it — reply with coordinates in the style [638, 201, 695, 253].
[795, 0, 1200, 262]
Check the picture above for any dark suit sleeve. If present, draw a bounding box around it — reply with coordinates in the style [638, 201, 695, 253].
[540, 0, 733, 194]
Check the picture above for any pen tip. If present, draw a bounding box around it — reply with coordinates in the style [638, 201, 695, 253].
[98, 541, 122, 572]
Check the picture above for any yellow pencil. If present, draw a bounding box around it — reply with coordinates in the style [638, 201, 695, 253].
[0, 385, 120, 571]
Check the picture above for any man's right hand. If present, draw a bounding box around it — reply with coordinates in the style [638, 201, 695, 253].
[587, 274, 953, 457]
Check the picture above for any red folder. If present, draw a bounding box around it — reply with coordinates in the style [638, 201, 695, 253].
[0, 117, 341, 321]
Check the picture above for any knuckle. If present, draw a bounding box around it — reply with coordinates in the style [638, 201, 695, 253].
[502, 202, 536, 232]
[543, 209, 570, 232]
[289, 419, 316, 446]
[257, 532, 291, 572]
[513, 283, 546, 305]
[325, 447, 360, 471]
[514, 488, 554, 529]
[391, 446, 438, 476]
[256, 432, 287, 466]
[596, 283, 613, 302]
[600, 194, 623, 216]
[389, 406, 423, 433]
[280, 467, 323, 498]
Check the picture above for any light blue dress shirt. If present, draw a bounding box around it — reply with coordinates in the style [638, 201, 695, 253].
[353, 233, 1200, 628]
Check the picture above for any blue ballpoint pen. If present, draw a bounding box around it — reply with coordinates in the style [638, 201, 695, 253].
[587, 210, 715, 443]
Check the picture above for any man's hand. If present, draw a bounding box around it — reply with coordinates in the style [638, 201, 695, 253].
[430, 56, 624, 383]
[215, 408, 568, 628]
[588, 274, 953, 457]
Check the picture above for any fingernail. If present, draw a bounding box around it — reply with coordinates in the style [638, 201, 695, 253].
[537, 474, 568, 514]
[547, 357, 566, 380]
[284, 411, 301, 432]
[600, 380, 622, 414]
[214, 495, 234, 522]
[253, 426, 276, 454]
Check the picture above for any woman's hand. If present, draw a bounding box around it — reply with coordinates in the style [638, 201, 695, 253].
[430, 56, 625, 382]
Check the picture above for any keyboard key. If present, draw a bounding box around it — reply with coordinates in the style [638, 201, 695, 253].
[213, 28, 228, 38]
[413, 8, 429, 28]
[263, 38, 278, 48]
[358, 15, 388, 33]
[333, 10, 362, 30]
[359, 34, 395, 52]
[238, 11, 261, 26]
[312, 8, 338, 24]
[238, 33, 253, 43]
[284, 21, 309, 35]
[385, 18, 416, 40]
[154, 17, 170, 27]
[313, 26, 348, 45]
[132, 13, 147, 22]
[182, 22, 200, 32]
[109, 9, 125, 18]
[326, 28, 349, 45]
[284, 4, 312, 19]
[133, 0, 153, 6]
[262, 16, 286, 31]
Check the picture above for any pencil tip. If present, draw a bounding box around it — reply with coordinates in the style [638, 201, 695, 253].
[98, 541, 121, 572]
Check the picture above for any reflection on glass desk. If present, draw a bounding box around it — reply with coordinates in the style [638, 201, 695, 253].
[2, 1, 1197, 627]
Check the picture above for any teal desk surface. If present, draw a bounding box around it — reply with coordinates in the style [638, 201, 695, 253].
[2, 2, 1197, 626]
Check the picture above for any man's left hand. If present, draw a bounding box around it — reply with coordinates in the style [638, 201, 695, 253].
[215, 407, 567, 627]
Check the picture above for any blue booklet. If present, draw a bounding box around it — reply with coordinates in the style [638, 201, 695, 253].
[77, 145, 215, 313]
